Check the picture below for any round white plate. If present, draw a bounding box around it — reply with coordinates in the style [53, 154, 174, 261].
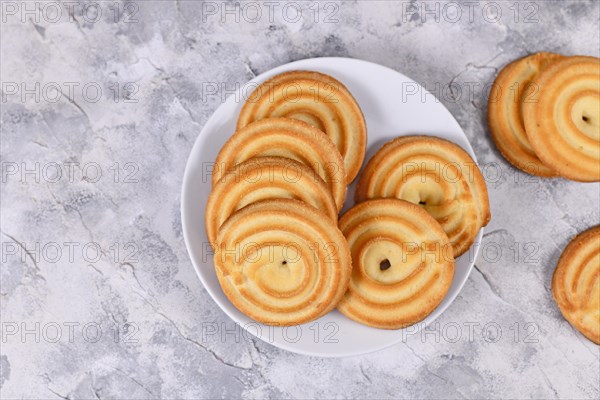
[181, 57, 483, 357]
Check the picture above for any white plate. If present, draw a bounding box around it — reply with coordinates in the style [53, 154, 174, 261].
[181, 57, 483, 357]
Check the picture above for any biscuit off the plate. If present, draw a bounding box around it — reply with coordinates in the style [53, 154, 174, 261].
[552, 226, 600, 344]
[237, 70, 367, 183]
[205, 156, 337, 243]
[337, 199, 455, 329]
[355, 135, 491, 257]
[523, 56, 600, 182]
[212, 117, 347, 211]
[488, 52, 563, 177]
[213, 199, 351, 326]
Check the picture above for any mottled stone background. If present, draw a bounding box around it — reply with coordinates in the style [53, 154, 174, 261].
[1, 1, 599, 399]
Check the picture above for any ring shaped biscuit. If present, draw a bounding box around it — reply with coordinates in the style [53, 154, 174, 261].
[205, 157, 337, 243]
[488, 52, 563, 176]
[213, 118, 347, 211]
[337, 199, 455, 329]
[552, 226, 600, 344]
[237, 71, 367, 183]
[214, 199, 352, 326]
[355, 136, 491, 257]
[523, 56, 600, 181]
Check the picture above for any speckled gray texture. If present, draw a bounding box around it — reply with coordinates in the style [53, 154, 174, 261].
[1, 1, 599, 399]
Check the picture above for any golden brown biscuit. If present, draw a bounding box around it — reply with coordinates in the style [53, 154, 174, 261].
[214, 199, 352, 326]
[337, 199, 454, 329]
[488, 52, 563, 176]
[212, 118, 347, 210]
[355, 135, 491, 257]
[205, 156, 337, 243]
[552, 226, 600, 344]
[523, 56, 600, 182]
[237, 71, 367, 183]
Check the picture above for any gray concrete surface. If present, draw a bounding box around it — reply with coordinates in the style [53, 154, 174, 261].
[1, 1, 599, 399]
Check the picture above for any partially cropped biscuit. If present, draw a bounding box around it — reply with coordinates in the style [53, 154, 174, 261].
[337, 199, 454, 329]
[355, 135, 490, 257]
[205, 156, 337, 243]
[552, 226, 600, 344]
[214, 199, 351, 326]
[523, 56, 600, 182]
[237, 71, 367, 183]
[212, 118, 347, 210]
[488, 52, 563, 176]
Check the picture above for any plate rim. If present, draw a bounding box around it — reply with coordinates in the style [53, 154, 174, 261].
[181, 56, 483, 357]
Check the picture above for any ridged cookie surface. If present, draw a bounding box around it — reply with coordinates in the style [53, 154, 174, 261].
[337, 199, 454, 329]
[523, 56, 600, 181]
[237, 71, 367, 183]
[205, 157, 337, 243]
[214, 199, 352, 326]
[552, 226, 600, 344]
[213, 118, 347, 210]
[355, 136, 490, 257]
[488, 52, 563, 176]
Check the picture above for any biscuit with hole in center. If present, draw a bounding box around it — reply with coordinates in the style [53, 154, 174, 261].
[337, 199, 454, 329]
[214, 199, 351, 326]
[237, 71, 367, 183]
[523, 56, 600, 181]
[355, 135, 490, 257]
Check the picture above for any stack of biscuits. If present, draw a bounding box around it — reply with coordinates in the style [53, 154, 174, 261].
[344, 136, 490, 328]
[207, 71, 365, 326]
[489, 53, 600, 344]
[488, 53, 600, 181]
[206, 70, 491, 329]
